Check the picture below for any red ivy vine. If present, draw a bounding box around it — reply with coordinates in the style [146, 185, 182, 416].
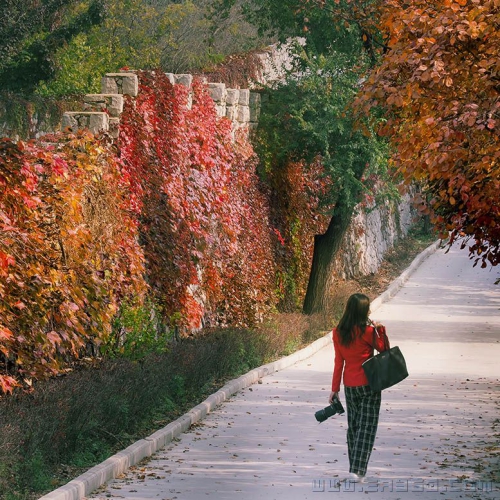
[118, 72, 276, 328]
[267, 158, 331, 310]
[0, 132, 145, 393]
[0, 71, 337, 393]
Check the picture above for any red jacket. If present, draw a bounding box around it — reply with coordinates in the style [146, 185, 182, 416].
[331, 324, 389, 392]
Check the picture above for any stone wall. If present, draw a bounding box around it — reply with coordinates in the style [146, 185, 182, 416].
[61, 72, 261, 139]
[252, 39, 304, 85]
[336, 194, 417, 279]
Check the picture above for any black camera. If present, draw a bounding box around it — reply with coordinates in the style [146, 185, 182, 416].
[315, 396, 345, 423]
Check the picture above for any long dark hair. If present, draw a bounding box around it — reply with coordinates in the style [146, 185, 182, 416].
[337, 293, 370, 346]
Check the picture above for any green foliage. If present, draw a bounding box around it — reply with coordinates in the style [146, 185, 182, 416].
[17, 451, 52, 492]
[233, 0, 381, 60]
[0, 0, 106, 93]
[103, 299, 171, 361]
[36, 32, 115, 97]
[0, 0, 267, 99]
[33, 0, 266, 97]
[70, 439, 111, 468]
[0, 1, 72, 71]
[257, 49, 387, 211]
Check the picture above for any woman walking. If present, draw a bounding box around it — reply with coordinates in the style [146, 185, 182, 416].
[329, 293, 389, 482]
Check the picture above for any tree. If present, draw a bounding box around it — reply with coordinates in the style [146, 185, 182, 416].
[0, 0, 105, 93]
[0, 0, 70, 70]
[226, 0, 391, 313]
[256, 49, 389, 314]
[355, 0, 500, 267]
[35, 0, 266, 97]
[225, 0, 384, 61]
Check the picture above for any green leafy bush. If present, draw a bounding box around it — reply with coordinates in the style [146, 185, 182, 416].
[103, 299, 171, 360]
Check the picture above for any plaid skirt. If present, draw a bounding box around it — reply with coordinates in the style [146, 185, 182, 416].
[344, 384, 382, 476]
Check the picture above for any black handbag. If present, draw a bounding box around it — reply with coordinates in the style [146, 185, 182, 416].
[362, 322, 408, 391]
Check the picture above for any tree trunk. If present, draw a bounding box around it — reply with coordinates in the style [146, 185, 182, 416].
[302, 199, 354, 315]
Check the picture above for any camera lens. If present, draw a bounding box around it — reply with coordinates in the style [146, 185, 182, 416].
[315, 408, 327, 423]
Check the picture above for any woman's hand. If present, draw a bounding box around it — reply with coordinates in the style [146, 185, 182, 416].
[329, 391, 338, 404]
[371, 321, 386, 336]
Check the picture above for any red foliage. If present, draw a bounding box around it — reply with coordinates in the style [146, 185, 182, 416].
[0, 70, 336, 391]
[267, 158, 331, 310]
[118, 72, 276, 328]
[0, 133, 145, 392]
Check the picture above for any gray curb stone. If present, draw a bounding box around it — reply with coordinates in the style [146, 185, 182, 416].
[38, 240, 440, 500]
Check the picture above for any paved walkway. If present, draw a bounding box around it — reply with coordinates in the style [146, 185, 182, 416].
[87, 246, 500, 500]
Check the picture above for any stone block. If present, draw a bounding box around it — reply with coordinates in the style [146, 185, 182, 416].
[61, 113, 77, 130]
[238, 89, 250, 106]
[250, 107, 260, 122]
[249, 92, 261, 121]
[225, 105, 238, 121]
[215, 104, 227, 118]
[249, 92, 261, 106]
[101, 73, 138, 96]
[207, 83, 227, 103]
[62, 112, 109, 134]
[83, 94, 124, 117]
[237, 105, 250, 123]
[226, 89, 240, 105]
[174, 74, 193, 88]
[165, 73, 175, 84]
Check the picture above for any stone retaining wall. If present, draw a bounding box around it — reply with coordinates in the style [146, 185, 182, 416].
[61, 72, 261, 139]
[336, 194, 417, 279]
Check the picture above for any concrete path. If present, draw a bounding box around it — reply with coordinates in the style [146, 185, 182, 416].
[87, 245, 500, 500]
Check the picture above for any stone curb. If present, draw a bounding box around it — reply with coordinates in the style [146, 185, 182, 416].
[38, 240, 440, 500]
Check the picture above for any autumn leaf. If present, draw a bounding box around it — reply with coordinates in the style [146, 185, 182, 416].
[357, 0, 500, 267]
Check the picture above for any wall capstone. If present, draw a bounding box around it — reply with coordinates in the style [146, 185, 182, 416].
[226, 89, 239, 105]
[238, 89, 250, 106]
[62, 72, 260, 139]
[174, 74, 193, 88]
[101, 73, 138, 97]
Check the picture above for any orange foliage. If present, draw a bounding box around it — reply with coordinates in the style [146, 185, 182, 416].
[0, 133, 145, 392]
[356, 0, 500, 266]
